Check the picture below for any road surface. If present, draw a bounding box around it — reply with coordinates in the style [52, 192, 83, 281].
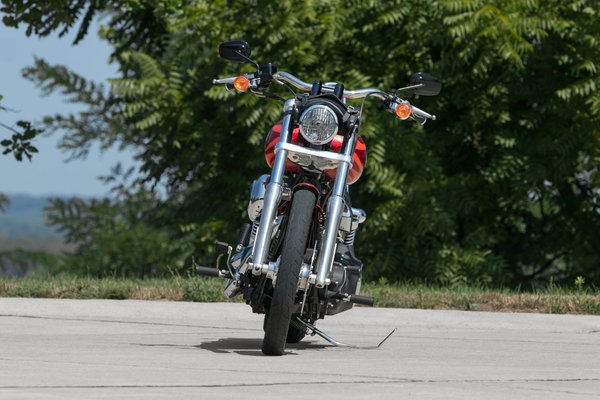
[1, 298, 599, 399]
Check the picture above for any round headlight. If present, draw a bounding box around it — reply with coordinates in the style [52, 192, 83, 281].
[299, 105, 339, 145]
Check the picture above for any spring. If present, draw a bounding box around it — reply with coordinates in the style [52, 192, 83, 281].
[344, 230, 356, 246]
[250, 221, 259, 241]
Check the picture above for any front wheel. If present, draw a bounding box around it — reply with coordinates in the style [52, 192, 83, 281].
[262, 188, 316, 355]
[262, 313, 307, 344]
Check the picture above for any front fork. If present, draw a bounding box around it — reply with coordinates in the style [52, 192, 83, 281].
[250, 98, 357, 288]
[251, 99, 296, 270]
[315, 129, 356, 287]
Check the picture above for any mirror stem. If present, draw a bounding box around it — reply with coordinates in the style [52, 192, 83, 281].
[395, 83, 423, 94]
[235, 50, 259, 69]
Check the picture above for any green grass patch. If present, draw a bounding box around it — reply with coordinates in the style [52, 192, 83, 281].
[360, 280, 600, 314]
[0, 275, 240, 303]
[1, 275, 599, 315]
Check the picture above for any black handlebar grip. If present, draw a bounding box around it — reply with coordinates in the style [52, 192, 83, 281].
[195, 266, 220, 277]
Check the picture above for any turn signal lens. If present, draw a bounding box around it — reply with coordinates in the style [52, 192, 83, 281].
[394, 102, 412, 120]
[233, 76, 251, 92]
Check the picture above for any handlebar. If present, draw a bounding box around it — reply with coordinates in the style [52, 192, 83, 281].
[212, 71, 436, 121]
[212, 73, 255, 85]
[273, 72, 389, 101]
[411, 105, 436, 121]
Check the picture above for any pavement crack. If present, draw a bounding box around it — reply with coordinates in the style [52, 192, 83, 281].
[507, 384, 599, 397]
[0, 381, 399, 390]
[2, 378, 599, 390]
[0, 313, 260, 332]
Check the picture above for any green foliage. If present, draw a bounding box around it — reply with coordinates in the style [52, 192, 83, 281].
[0, 250, 61, 277]
[4, 0, 600, 287]
[44, 189, 197, 277]
[0, 95, 42, 161]
[1, 0, 98, 43]
[0, 0, 168, 52]
[0, 121, 41, 161]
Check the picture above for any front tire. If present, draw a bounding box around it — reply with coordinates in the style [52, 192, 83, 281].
[262, 189, 316, 355]
[262, 313, 307, 344]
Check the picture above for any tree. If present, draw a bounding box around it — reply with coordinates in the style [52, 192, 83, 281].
[0, 94, 44, 274]
[0, 94, 42, 218]
[3, 0, 599, 287]
[0, 95, 41, 162]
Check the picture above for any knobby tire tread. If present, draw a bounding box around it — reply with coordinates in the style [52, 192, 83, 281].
[262, 189, 316, 355]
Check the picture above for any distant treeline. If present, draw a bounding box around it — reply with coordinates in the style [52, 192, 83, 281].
[0, 195, 70, 277]
[0, 195, 61, 239]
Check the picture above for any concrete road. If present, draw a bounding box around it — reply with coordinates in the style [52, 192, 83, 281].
[0, 298, 599, 399]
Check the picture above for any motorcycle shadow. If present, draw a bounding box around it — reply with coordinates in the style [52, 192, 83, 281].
[197, 337, 329, 356]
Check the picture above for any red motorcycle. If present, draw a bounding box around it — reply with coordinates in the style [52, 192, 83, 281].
[197, 40, 441, 355]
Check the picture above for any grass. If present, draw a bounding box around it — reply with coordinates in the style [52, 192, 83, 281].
[362, 281, 600, 315]
[0, 275, 238, 303]
[1, 275, 599, 315]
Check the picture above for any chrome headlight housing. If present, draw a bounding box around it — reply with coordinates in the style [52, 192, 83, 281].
[299, 105, 339, 145]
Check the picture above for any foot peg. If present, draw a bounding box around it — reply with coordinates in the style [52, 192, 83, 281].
[327, 291, 375, 307]
[194, 265, 231, 278]
[215, 241, 232, 255]
[294, 317, 396, 349]
[194, 242, 233, 278]
[213, 241, 237, 278]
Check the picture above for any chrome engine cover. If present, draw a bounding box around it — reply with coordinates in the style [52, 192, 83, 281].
[339, 207, 366, 232]
[247, 174, 270, 221]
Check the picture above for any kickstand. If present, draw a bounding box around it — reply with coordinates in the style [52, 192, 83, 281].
[294, 317, 396, 349]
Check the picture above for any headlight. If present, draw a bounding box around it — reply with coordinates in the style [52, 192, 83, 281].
[299, 105, 339, 145]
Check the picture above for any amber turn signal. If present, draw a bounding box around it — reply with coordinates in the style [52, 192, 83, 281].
[394, 102, 412, 120]
[233, 76, 251, 92]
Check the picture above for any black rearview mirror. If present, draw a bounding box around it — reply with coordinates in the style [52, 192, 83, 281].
[219, 40, 252, 63]
[409, 72, 442, 96]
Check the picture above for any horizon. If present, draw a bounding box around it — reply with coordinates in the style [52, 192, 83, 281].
[0, 17, 137, 198]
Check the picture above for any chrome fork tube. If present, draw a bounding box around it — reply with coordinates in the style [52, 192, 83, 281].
[315, 130, 357, 288]
[251, 99, 296, 268]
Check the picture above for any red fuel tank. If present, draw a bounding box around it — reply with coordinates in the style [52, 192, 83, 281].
[264, 121, 367, 185]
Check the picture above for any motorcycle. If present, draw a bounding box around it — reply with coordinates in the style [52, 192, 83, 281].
[196, 40, 441, 355]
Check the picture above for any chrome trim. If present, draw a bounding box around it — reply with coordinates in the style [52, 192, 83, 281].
[275, 142, 352, 169]
[299, 105, 339, 145]
[249, 259, 279, 282]
[298, 263, 311, 290]
[247, 174, 270, 221]
[411, 104, 436, 121]
[212, 73, 256, 85]
[339, 207, 367, 232]
[354, 208, 367, 224]
[274, 72, 390, 101]
[251, 99, 296, 267]
[294, 317, 397, 349]
[231, 245, 252, 275]
[315, 195, 344, 287]
[315, 130, 358, 288]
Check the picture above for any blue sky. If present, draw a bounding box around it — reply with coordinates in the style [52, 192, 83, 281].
[0, 18, 136, 197]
